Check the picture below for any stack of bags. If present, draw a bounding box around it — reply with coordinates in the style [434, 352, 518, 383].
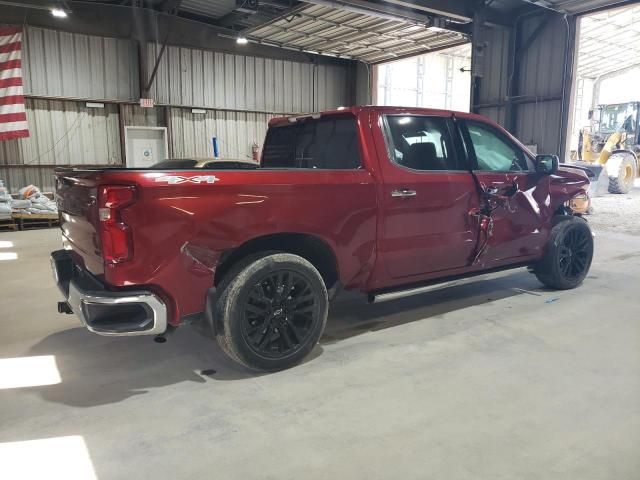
[0, 180, 11, 220]
[18, 185, 58, 216]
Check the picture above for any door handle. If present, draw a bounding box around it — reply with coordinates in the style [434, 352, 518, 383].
[391, 189, 417, 198]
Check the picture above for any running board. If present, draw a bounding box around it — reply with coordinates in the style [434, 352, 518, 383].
[369, 281, 461, 303]
[367, 261, 535, 304]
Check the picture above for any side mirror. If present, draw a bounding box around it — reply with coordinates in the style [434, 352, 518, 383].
[536, 154, 559, 175]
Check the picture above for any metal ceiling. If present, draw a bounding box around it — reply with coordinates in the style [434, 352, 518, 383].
[8, 0, 637, 63]
[527, 0, 634, 14]
[179, 0, 237, 19]
[242, 4, 468, 63]
[576, 4, 640, 78]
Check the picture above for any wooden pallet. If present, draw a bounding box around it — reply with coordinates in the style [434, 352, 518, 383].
[0, 217, 18, 232]
[12, 213, 60, 231]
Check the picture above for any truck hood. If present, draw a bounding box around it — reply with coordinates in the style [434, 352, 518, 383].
[552, 165, 591, 196]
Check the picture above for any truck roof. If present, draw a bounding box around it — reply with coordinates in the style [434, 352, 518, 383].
[268, 105, 489, 127]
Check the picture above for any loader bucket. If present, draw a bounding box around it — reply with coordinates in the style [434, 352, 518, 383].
[565, 161, 609, 197]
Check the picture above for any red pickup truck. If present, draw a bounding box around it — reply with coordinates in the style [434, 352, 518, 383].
[52, 106, 593, 371]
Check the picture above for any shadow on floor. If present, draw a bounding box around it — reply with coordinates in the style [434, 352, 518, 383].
[28, 269, 542, 408]
[323, 269, 543, 343]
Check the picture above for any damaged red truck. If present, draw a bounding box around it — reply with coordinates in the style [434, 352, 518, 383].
[51, 106, 594, 370]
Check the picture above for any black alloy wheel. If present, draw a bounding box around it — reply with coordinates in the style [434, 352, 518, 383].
[557, 226, 591, 281]
[213, 252, 329, 371]
[241, 270, 319, 358]
[534, 216, 594, 290]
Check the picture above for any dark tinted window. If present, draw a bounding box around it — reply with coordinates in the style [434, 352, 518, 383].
[150, 159, 198, 169]
[202, 161, 258, 170]
[384, 116, 463, 171]
[262, 116, 361, 169]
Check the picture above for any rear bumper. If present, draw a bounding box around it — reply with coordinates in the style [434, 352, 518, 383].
[50, 250, 167, 336]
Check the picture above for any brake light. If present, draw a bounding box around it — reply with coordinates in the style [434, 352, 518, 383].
[97, 185, 136, 264]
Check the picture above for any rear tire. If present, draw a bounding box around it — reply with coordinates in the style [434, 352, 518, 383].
[214, 253, 328, 371]
[534, 216, 593, 290]
[608, 154, 636, 194]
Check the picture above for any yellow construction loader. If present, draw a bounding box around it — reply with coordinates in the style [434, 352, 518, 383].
[574, 101, 639, 194]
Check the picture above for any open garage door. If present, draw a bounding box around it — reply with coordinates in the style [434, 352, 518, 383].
[374, 43, 471, 111]
[567, 3, 640, 235]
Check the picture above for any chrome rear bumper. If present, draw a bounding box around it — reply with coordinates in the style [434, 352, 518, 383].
[51, 250, 167, 336]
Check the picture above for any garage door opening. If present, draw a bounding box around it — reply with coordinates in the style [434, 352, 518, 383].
[568, 3, 640, 235]
[374, 44, 471, 112]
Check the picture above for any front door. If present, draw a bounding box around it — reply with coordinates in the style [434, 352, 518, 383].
[458, 118, 549, 263]
[374, 113, 480, 280]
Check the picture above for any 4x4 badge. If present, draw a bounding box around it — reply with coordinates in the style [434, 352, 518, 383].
[154, 175, 219, 184]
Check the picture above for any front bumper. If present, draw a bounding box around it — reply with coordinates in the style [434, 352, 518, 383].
[51, 250, 167, 336]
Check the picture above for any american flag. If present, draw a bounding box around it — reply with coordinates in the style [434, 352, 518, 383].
[0, 26, 28, 141]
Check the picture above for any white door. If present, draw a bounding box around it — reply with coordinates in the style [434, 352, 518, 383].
[125, 127, 168, 168]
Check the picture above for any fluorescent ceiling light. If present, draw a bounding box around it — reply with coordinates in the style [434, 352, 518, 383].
[50, 8, 67, 18]
[236, 37, 248, 45]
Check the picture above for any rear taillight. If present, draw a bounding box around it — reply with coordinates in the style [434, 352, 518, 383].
[98, 185, 136, 264]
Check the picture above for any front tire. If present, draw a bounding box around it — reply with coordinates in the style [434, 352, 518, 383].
[214, 253, 328, 371]
[534, 216, 594, 290]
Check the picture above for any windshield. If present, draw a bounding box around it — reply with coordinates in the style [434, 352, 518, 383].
[597, 103, 638, 134]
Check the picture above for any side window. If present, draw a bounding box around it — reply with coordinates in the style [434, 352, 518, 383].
[384, 116, 463, 171]
[261, 116, 361, 169]
[465, 121, 534, 172]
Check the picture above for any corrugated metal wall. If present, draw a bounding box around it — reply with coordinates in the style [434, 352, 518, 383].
[0, 24, 355, 192]
[22, 26, 138, 101]
[0, 99, 121, 192]
[473, 15, 575, 156]
[121, 104, 166, 128]
[147, 43, 349, 113]
[355, 62, 372, 106]
[475, 25, 510, 126]
[514, 15, 570, 155]
[169, 108, 274, 159]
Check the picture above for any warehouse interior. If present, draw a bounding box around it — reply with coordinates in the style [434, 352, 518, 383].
[1, 0, 639, 478]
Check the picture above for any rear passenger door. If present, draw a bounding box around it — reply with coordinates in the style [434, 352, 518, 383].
[374, 114, 480, 280]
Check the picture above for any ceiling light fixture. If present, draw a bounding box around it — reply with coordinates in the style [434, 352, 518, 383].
[236, 37, 248, 45]
[50, 8, 67, 18]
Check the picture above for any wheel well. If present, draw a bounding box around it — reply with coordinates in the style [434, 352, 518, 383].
[213, 233, 339, 289]
[553, 205, 577, 223]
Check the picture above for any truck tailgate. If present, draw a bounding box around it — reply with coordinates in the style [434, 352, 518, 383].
[56, 172, 104, 275]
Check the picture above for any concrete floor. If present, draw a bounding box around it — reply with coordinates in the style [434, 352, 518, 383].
[1, 211, 639, 479]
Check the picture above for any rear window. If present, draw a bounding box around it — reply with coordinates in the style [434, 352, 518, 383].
[150, 159, 198, 169]
[262, 116, 361, 169]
